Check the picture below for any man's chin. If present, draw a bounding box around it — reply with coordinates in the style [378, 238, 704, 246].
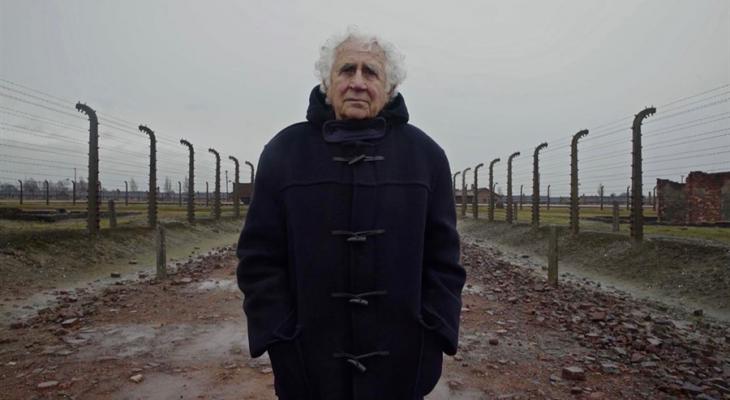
[340, 109, 371, 120]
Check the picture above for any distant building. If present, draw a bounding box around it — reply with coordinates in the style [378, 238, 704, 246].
[454, 187, 502, 205]
[657, 171, 730, 224]
[233, 182, 253, 204]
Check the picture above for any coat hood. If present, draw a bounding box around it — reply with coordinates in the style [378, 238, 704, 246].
[305, 85, 410, 127]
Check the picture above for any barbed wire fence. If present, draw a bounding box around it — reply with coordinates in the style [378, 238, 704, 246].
[0, 78, 250, 232]
[456, 83, 730, 242]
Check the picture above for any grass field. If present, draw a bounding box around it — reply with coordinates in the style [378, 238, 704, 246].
[0, 200, 246, 235]
[2, 200, 728, 245]
[467, 204, 730, 245]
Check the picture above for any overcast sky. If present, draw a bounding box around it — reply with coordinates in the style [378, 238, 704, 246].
[1, 0, 728, 196]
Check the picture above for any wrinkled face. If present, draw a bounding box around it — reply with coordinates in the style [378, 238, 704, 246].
[326, 40, 390, 120]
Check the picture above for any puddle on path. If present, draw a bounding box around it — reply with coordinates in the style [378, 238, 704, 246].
[190, 278, 238, 292]
[462, 283, 485, 296]
[73, 321, 249, 362]
[57, 320, 487, 399]
[1, 232, 239, 326]
[114, 369, 275, 400]
[426, 379, 486, 399]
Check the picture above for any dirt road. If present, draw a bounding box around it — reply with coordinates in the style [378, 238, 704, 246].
[1, 237, 729, 399]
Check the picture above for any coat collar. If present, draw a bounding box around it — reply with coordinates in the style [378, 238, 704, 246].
[305, 85, 410, 128]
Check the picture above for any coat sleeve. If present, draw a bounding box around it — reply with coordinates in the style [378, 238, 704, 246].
[236, 144, 295, 358]
[421, 149, 466, 356]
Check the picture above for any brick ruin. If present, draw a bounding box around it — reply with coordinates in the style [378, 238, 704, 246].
[455, 187, 502, 206]
[657, 171, 730, 224]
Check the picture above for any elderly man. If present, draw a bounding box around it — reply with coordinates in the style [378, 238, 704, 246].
[237, 29, 465, 400]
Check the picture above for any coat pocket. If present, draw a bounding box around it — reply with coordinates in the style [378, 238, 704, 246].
[268, 338, 309, 399]
[268, 311, 309, 399]
[415, 324, 443, 396]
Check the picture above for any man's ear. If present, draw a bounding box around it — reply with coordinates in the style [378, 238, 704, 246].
[386, 85, 397, 101]
[388, 85, 398, 99]
[321, 82, 332, 105]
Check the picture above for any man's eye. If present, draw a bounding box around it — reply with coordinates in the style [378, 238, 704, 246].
[340, 65, 356, 74]
[363, 67, 379, 78]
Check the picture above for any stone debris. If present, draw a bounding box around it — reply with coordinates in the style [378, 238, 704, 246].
[172, 277, 193, 285]
[447, 379, 463, 390]
[458, 240, 730, 399]
[600, 362, 619, 374]
[3, 241, 728, 399]
[37, 381, 59, 389]
[60, 318, 79, 328]
[561, 366, 586, 381]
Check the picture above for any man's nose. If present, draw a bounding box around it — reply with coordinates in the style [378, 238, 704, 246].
[349, 70, 367, 90]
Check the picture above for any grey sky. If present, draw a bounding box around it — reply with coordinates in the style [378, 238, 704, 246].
[1, 0, 728, 196]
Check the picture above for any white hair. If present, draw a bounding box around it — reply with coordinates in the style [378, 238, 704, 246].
[315, 27, 407, 100]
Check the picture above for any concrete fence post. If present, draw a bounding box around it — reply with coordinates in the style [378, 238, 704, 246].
[72, 180, 76, 205]
[208, 148, 221, 220]
[44, 180, 49, 205]
[96, 181, 101, 231]
[245, 161, 255, 201]
[17, 180, 23, 205]
[76, 102, 99, 237]
[570, 129, 589, 235]
[630, 107, 656, 244]
[488, 158, 500, 222]
[229, 156, 241, 218]
[612, 201, 620, 232]
[547, 184, 551, 210]
[626, 186, 630, 210]
[453, 171, 461, 209]
[519, 184, 524, 210]
[124, 180, 129, 206]
[461, 167, 471, 217]
[599, 185, 605, 210]
[532, 142, 548, 229]
[473, 162, 483, 219]
[156, 225, 167, 279]
[180, 139, 195, 223]
[506, 152, 520, 224]
[139, 125, 157, 228]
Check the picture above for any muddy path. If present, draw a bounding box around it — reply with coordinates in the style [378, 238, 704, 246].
[458, 219, 730, 323]
[1, 241, 729, 399]
[0, 221, 242, 325]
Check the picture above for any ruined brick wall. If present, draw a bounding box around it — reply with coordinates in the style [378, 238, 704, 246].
[686, 171, 730, 223]
[657, 179, 686, 224]
[233, 182, 253, 204]
[477, 188, 497, 203]
[456, 187, 500, 204]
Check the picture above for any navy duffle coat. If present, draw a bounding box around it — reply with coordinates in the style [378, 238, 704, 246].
[236, 86, 466, 400]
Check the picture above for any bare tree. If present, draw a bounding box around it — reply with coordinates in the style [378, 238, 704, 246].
[129, 178, 138, 192]
[163, 176, 174, 194]
[24, 178, 40, 195]
[52, 180, 69, 198]
[77, 177, 88, 194]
